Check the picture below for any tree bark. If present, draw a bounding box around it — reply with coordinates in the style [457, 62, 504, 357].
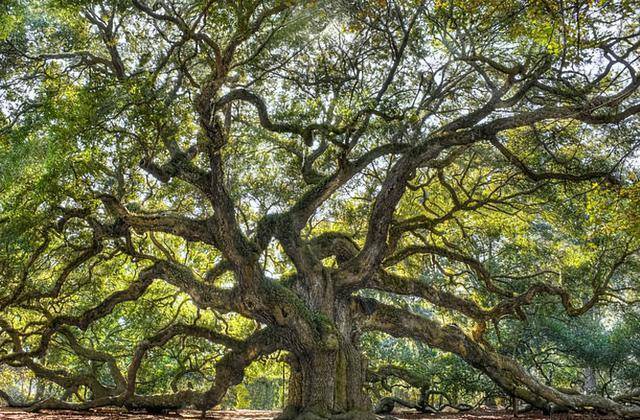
[280, 296, 373, 420]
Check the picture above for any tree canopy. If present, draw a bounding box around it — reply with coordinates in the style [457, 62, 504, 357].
[1, 0, 640, 419]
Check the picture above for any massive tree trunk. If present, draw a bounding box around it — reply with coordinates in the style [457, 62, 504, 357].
[277, 278, 372, 420]
[284, 342, 370, 418]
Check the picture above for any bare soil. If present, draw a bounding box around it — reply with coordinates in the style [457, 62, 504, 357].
[0, 408, 621, 420]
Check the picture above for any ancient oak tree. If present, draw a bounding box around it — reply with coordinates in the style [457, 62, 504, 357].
[1, 0, 640, 419]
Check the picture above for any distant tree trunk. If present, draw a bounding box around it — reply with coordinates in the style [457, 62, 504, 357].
[33, 381, 45, 402]
[584, 367, 597, 394]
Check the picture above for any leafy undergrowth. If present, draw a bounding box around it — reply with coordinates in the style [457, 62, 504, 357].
[0, 408, 621, 419]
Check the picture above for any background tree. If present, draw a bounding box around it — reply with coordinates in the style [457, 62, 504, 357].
[2, 0, 640, 419]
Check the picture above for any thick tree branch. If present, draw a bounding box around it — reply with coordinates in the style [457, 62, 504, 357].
[356, 297, 640, 417]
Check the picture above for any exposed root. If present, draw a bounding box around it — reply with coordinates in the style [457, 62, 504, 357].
[374, 396, 472, 415]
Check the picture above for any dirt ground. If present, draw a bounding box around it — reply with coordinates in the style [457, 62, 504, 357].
[0, 408, 621, 420]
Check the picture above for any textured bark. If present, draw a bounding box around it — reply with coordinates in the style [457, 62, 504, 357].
[280, 295, 372, 419]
